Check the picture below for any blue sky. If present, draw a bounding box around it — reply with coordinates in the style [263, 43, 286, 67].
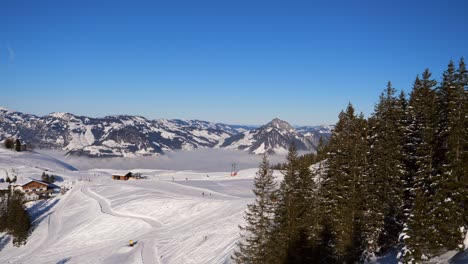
[1, 0, 467, 125]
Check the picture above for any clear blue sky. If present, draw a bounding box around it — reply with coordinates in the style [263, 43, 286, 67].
[1, 0, 467, 125]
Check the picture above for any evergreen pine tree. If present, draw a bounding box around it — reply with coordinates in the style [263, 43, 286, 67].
[267, 143, 300, 263]
[362, 82, 406, 260]
[285, 154, 317, 263]
[42, 172, 50, 183]
[316, 136, 329, 162]
[429, 59, 466, 251]
[4, 138, 13, 149]
[232, 154, 278, 264]
[401, 69, 439, 262]
[399, 89, 417, 216]
[14, 139, 21, 152]
[455, 58, 468, 233]
[7, 190, 31, 246]
[313, 218, 337, 264]
[0, 192, 9, 232]
[320, 103, 368, 263]
[267, 143, 318, 264]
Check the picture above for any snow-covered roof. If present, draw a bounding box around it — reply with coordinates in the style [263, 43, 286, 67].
[27, 180, 49, 187]
[12, 178, 49, 187]
[112, 172, 133, 177]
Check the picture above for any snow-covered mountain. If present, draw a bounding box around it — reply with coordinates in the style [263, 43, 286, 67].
[0, 109, 333, 157]
[0, 108, 242, 157]
[221, 118, 317, 154]
[296, 125, 335, 146]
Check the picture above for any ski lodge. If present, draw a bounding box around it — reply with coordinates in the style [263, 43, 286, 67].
[111, 172, 143, 180]
[12, 179, 55, 201]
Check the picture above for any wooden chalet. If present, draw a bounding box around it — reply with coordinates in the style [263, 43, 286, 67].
[112, 172, 143, 180]
[21, 180, 49, 192]
[12, 179, 53, 200]
[112, 172, 133, 180]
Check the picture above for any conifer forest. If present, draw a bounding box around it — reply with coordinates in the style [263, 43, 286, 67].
[233, 59, 468, 264]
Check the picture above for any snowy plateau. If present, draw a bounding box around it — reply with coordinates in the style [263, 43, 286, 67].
[0, 108, 331, 157]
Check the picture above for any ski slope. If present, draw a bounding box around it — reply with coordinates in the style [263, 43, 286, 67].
[0, 149, 268, 264]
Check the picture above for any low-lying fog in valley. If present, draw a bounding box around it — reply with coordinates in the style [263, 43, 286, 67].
[37, 149, 290, 171]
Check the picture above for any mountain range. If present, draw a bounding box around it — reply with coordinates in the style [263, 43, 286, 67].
[0, 108, 333, 157]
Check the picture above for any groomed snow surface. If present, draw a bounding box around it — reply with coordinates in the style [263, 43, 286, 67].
[0, 149, 268, 264]
[0, 149, 466, 264]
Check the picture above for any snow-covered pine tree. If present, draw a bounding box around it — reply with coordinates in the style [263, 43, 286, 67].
[397, 90, 417, 216]
[401, 69, 439, 263]
[429, 59, 466, 251]
[320, 103, 368, 263]
[362, 82, 406, 260]
[232, 154, 278, 264]
[455, 58, 468, 235]
[397, 87, 421, 264]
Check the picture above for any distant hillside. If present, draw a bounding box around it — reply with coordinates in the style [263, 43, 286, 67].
[0, 108, 332, 157]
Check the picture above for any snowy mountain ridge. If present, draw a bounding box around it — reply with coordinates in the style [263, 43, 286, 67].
[0, 109, 332, 157]
[296, 124, 335, 146]
[221, 118, 318, 154]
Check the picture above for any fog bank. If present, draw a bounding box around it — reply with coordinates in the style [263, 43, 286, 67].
[36, 149, 289, 172]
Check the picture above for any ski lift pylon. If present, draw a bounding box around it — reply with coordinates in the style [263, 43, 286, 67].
[231, 163, 237, 176]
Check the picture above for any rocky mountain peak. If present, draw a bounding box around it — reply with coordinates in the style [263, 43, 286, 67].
[265, 118, 294, 131]
[221, 118, 318, 154]
[48, 112, 76, 120]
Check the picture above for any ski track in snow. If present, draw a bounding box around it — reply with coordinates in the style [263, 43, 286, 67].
[81, 185, 162, 264]
[81, 185, 162, 228]
[0, 149, 261, 263]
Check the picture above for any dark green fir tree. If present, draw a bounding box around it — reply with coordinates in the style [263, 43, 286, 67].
[320, 103, 368, 263]
[233, 154, 278, 264]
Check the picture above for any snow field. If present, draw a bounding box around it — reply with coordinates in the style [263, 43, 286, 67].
[0, 149, 262, 264]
